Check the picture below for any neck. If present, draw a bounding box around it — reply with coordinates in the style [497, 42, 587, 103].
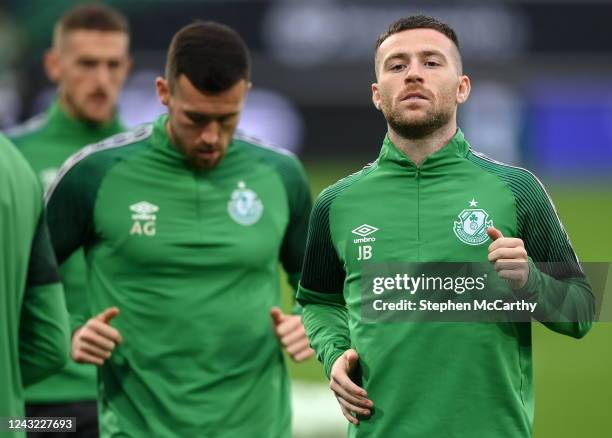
[57, 94, 81, 120]
[57, 94, 113, 126]
[164, 118, 182, 152]
[388, 120, 457, 166]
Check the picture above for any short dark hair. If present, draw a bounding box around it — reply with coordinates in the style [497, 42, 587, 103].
[54, 3, 129, 44]
[375, 15, 462, 75]
[375, 15, 460, 52]
[165, 21, 250, 94]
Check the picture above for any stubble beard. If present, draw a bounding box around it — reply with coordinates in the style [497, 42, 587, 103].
[188, 153, 221, 171]
[384, 99, 453, 141]
[64, 89, 113, 124]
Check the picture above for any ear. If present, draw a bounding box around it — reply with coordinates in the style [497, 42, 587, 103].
[115, 56, 133, 88]
[44, 49, 61, 83]
[456, 75, 471, 105]
[156, 77, 170, 106]
[372, 82, 382, 111]
[125, 55, 134, 77]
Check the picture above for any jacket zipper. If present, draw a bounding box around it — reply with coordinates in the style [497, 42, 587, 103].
[415, 167, 421, 261]
[195, 171, 204, 240]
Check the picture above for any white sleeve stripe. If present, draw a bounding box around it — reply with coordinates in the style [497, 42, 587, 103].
[233, 130, 296, 158]
[5, 113, 48, 138]
[44, 124, 153, 204]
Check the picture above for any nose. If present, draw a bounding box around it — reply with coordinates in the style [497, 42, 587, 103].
[404, 60, 424, 83]
[200, 121, 220, 144]
[95, 64, 112, 87]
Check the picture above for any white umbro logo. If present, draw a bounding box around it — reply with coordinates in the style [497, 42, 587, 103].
[130, 201, 159, 221]
[129, 201, 158, 237]
[352, 224, 378, 260]
[352, 224, 379, 237]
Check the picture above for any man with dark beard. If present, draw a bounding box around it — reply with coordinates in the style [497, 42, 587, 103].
[43, 21, 312, 437]
[296, 15, 593, 438]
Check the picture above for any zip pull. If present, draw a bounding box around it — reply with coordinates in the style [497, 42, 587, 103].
[415, 167, 421, 179]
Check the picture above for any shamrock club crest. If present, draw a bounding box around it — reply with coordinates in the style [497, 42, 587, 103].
[227, 181, 263, 226]
[453, 199, 493, 246]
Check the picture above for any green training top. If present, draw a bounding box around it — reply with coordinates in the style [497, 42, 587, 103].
[8, 100, 124, 403]
[0, 133, 70, 433]
[45, 115, 311, 437]
[297, 130, 594, 438]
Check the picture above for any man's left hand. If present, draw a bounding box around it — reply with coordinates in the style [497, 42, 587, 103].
[487, 227, 529, 290]
[270, 307, 315, 362]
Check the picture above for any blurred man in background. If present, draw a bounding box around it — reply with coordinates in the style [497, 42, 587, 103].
[298, 15, 593, 438]
[44, 21, 313, 436]
[7, 4, 131, 436]
[0, 133, 70, 438]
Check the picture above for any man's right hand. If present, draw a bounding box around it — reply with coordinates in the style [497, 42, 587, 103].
[72, 307, 123, 366]
[330, 349, 373, 425]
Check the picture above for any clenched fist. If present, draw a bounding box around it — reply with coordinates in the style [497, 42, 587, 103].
[270, 307, 314, 362]
[487, 227, 529, 290]
[72, 307, 123, 366]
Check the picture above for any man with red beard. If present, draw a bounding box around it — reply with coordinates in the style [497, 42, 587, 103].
[298, 15, 593, 438]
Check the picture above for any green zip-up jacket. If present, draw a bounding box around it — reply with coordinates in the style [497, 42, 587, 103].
[8, 101, 124, 403]
[0, 133, 70, 433]
[297, 130, 594, 438]
[45, 115, 311, 437]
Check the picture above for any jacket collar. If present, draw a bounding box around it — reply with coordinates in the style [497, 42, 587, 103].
[150, 114, 239, 171]
[45, 99, 123, 140]
[378, 128, 471, 170]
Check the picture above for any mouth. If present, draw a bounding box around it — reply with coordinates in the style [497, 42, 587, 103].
[88, 92, 109, 104]
[401, 91, 429, 102]
[195, 148, 219, 159]
[191, 148, 222, 169]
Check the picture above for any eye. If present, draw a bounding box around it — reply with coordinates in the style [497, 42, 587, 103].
[219, 114, 238, 127]
[424, 60, 441, 67]
[78, 59, 98, 69]
[186, 114, 208, 125]
[389, 64, 405, 72]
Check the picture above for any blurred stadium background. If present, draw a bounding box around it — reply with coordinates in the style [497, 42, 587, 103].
[1, 1, 610, 437]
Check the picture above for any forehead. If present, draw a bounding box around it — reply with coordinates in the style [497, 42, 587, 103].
[173, 75, 248, 113]
[377, 28, 456, 61]
[61, 30, 129, 57]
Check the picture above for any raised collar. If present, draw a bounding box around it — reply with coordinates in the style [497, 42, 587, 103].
[151, 114, 241, 173]
[378, 129, 471, 170]
[151, 114, 183, 161]
[45, 99, 123, 139]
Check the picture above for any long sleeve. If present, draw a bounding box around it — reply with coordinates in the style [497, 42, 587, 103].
[19, 212, 70, 386]
[513, 172, 595, 338]
[45, 156, 98, 266]
[297, 187, 350, 377]
[276, 155, 312, 296]
[516, 261, 593, 338]
[45, 153, 99, 333]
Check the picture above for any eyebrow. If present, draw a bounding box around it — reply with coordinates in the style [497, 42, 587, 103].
[76, 55, 124, 64]
[184, 110, 239, 121]
[384, 49, 447, 64]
